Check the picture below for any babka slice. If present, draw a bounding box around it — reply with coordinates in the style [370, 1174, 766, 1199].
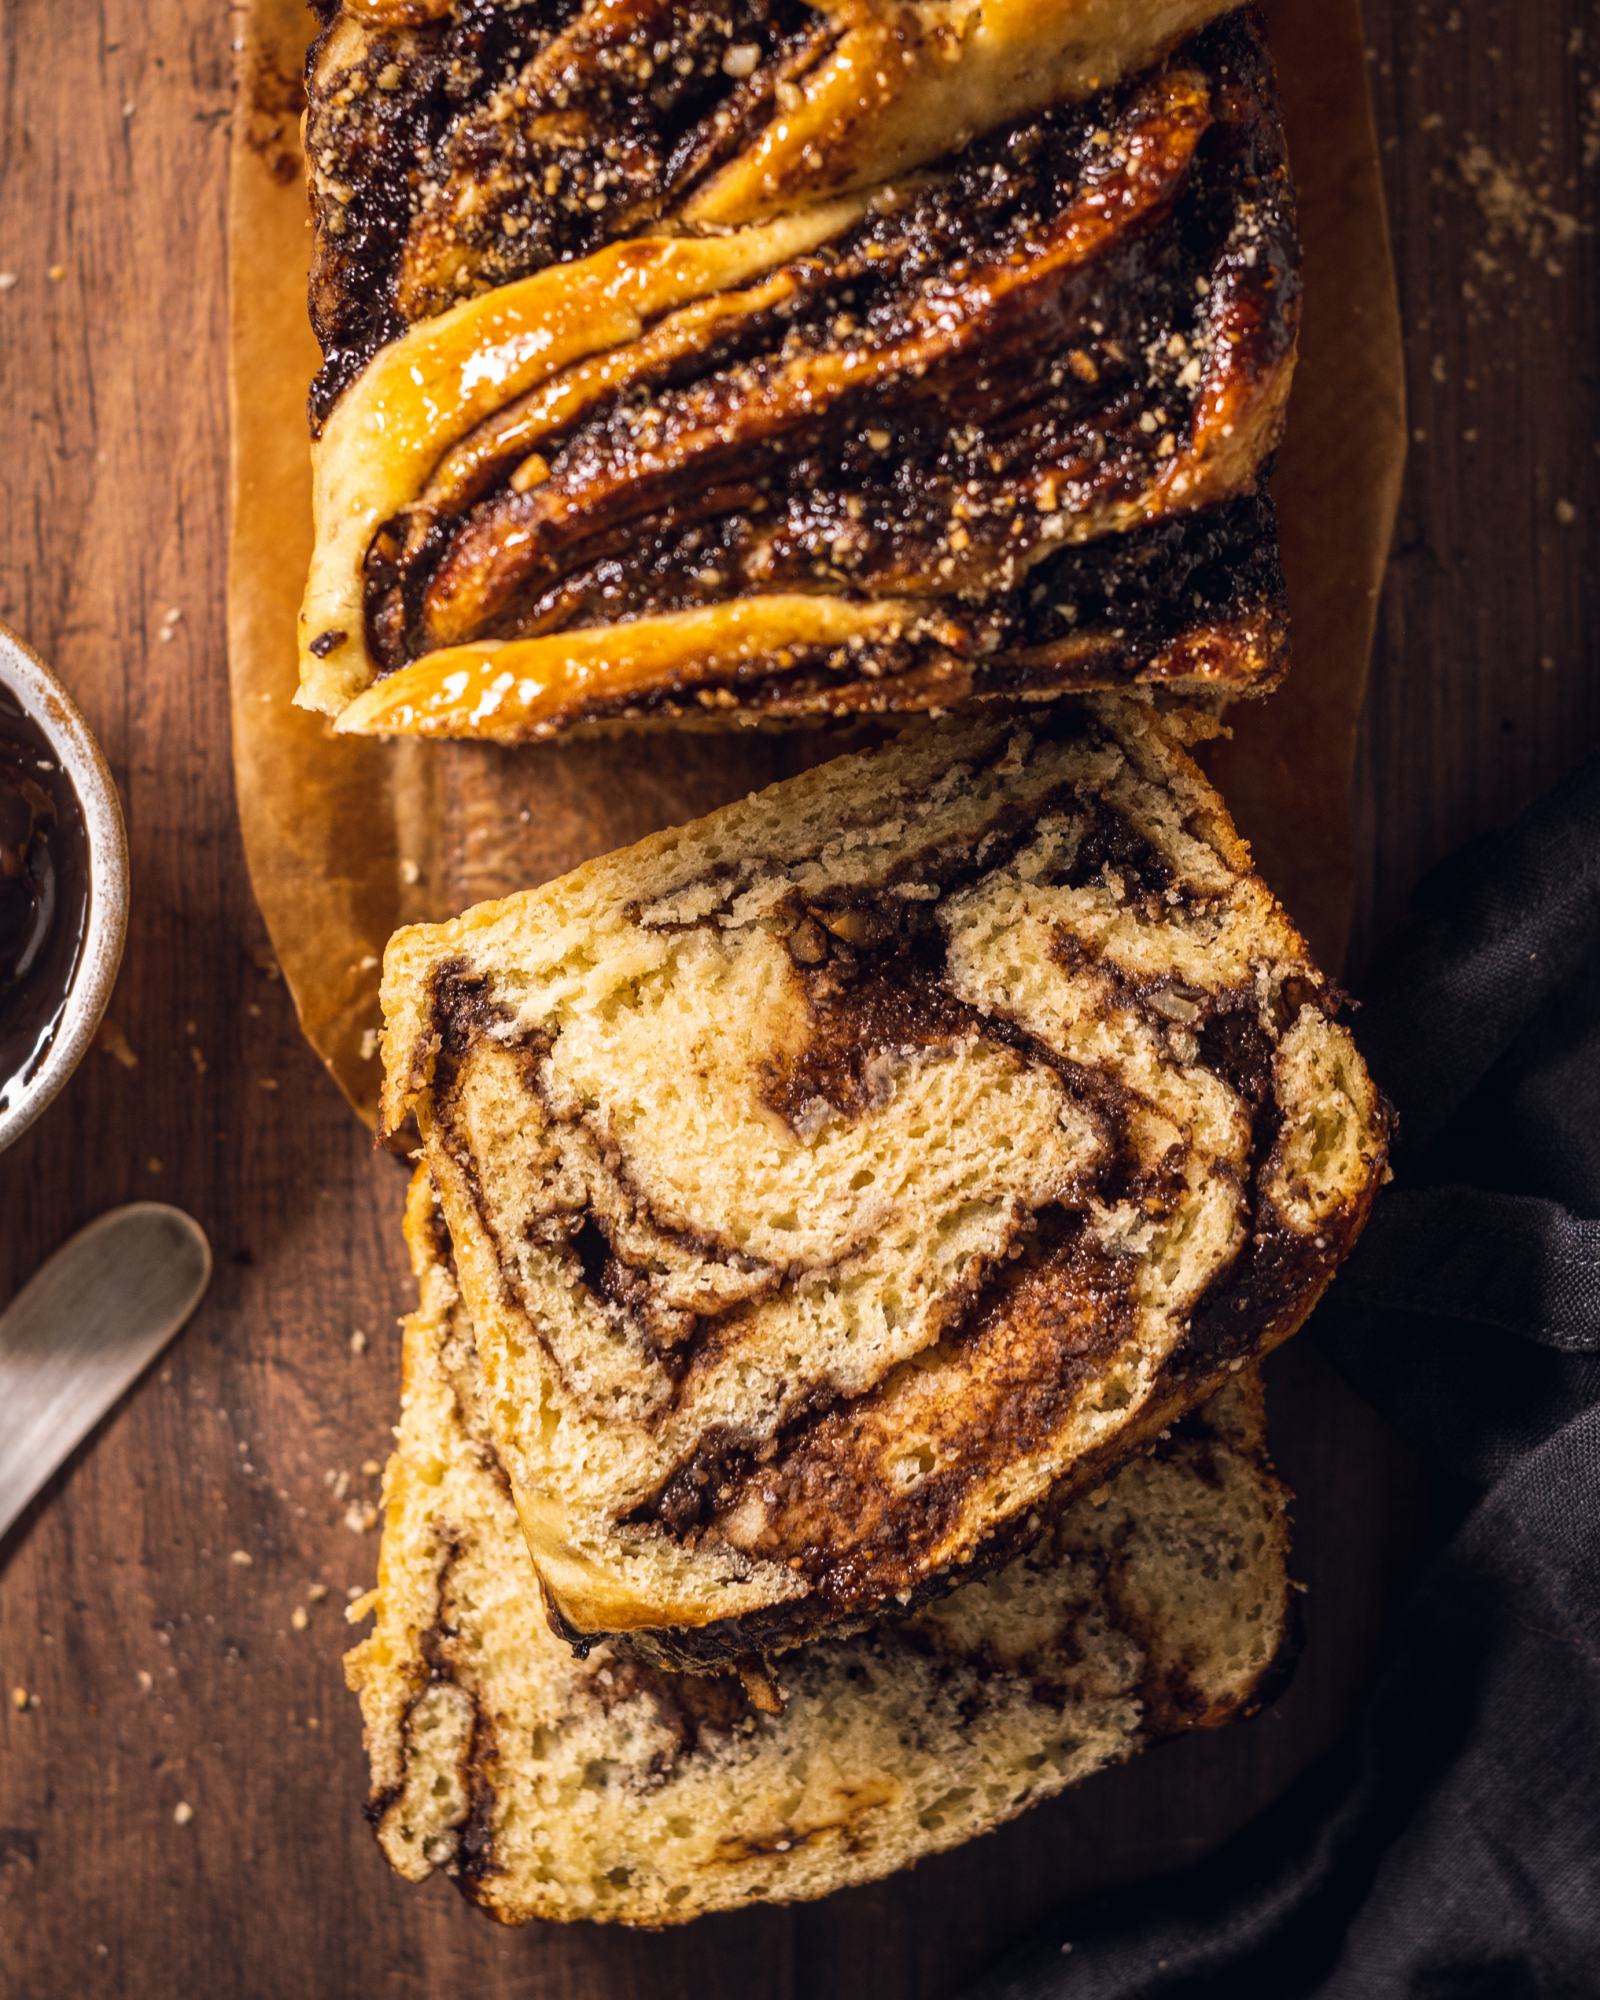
[378, 698, 1387, 1668]
[299, 11, 1297, 735]
[345, 1172, 1293, 1925]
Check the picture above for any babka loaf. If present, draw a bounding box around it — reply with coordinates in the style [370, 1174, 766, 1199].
[378, 699, 1387, 1667]
[299, 6, 1298, 736]
[345, 1172, 1293, 1925]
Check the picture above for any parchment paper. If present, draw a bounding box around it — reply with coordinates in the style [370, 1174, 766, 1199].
[228, 0, 1405, 1128]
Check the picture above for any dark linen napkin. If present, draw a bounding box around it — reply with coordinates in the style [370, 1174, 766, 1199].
[964, 755, 1600, 2000]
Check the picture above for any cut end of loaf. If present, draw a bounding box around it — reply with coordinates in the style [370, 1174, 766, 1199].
[344, 1171, 1295, 1925]
[376, 699, 1386, 1667]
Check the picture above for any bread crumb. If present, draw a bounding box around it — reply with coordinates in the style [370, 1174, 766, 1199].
[229, 1549, 253, 1567]
[173, 1801, 194, 1826]
[46, 263, 65, 282]
[343, 1500, 378, 1534]
[1456, 144, 1584, 278]
[308, 1582, 329, 1604]
[96, 1019, 139, 1068]
[11, 1685, 30, 1711]
[290, 1606, 309, 1632]
[349, 1328, 368, 1355]
[1555, 498, 1577, 526]
[0, 272, 17, 292]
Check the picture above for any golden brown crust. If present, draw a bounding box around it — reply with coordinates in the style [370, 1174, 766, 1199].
[300, 12, 1298, 735]
[306, 0, 1240, 404]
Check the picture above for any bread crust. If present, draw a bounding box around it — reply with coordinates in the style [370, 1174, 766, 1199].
[299, 11, 1298, 734]
[305, 0, 1241, 406]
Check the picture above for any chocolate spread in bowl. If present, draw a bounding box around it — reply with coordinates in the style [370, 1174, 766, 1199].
[0, 684, 90, 1115]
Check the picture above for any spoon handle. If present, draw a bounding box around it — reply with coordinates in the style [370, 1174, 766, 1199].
[0, 1203, 211, 1542]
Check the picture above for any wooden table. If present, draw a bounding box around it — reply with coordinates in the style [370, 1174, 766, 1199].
[0, 6, 1594, 1995]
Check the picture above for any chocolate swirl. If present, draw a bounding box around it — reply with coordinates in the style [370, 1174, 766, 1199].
[346, 1165, 1295, 1925]
[378, 705, 1388, 1667]
[300, 12, 1297, 735]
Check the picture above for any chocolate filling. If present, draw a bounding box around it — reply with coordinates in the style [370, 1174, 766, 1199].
[309, 13, 1295, 704]
[410, 724, 1380, 1646]
[630, 1207, 1141, 1609]
[405, 36, 1284, 655]
[0, 684, 91, 1118]
[306, 0, 824, 422]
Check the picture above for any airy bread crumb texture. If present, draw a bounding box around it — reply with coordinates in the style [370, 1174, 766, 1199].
[345, 1176, 1292, 1926]
[377, 700, 1384, 1663]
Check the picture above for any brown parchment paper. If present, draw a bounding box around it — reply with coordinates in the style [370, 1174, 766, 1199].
[228, 0, 1405, 1129]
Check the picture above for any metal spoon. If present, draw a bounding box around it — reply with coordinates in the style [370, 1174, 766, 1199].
[0, 1204, 211, 1542]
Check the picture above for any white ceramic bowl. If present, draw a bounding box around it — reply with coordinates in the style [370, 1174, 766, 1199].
[0, 622, 129, 1155]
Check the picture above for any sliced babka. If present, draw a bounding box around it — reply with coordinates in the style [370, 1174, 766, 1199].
[345, 1170, 1294, 1924]
[377, 698, 1386, 1667]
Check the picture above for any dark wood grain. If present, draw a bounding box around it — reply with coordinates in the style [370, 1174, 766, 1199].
[0, 5, 1593, 1997]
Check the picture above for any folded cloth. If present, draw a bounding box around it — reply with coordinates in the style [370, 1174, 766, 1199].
[965, 753, 1600, 2000]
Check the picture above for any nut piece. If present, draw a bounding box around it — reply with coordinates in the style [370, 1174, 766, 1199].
[787, 917, 829, 965]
